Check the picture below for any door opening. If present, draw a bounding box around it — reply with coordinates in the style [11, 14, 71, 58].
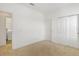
[0, 11, 12, 49]
[5, 16, 12, 47]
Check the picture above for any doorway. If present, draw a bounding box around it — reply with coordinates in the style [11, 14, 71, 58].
[5, 16, 12, 47]
[0, 11, 12, 48]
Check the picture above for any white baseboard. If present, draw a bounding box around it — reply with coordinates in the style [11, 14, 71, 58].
[12, 39, 46, 50]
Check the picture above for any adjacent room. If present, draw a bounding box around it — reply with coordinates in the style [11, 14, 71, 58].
[0, 3, 79, 56]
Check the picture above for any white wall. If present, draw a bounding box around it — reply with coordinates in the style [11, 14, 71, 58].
[44, 14, 52, 40]
[0, 3, 45, 49]
[6, 16, 12, 32]
[52, 4, 79, 48]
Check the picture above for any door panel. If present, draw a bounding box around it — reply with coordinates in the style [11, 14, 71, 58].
[56, 15, 78, 45]
[0, 16, 6, 46]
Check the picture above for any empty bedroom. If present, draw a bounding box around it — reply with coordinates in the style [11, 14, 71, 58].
[0, 3, 79, 56]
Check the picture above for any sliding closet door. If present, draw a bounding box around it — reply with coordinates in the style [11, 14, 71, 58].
[66, 15, 78, 46]
[0, 16, 6, 46]
[57, 15, 78, 47]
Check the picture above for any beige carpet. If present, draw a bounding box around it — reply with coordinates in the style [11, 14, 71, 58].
[0, 40, 79, 56]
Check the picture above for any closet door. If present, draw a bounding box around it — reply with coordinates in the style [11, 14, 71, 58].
[57, 15, 78, 46]
[0, 16, 6, 46]
[66, 15, 78, 45]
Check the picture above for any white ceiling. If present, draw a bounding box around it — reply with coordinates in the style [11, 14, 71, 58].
[20, 3, 79, 14]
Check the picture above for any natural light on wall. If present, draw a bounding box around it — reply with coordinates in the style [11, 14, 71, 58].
[6, 16, 12, 32]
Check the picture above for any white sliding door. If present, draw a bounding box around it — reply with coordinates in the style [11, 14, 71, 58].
[56, 15, 78, 47]
[0, 16, 6, 46]
[66, 16, 78, 44]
